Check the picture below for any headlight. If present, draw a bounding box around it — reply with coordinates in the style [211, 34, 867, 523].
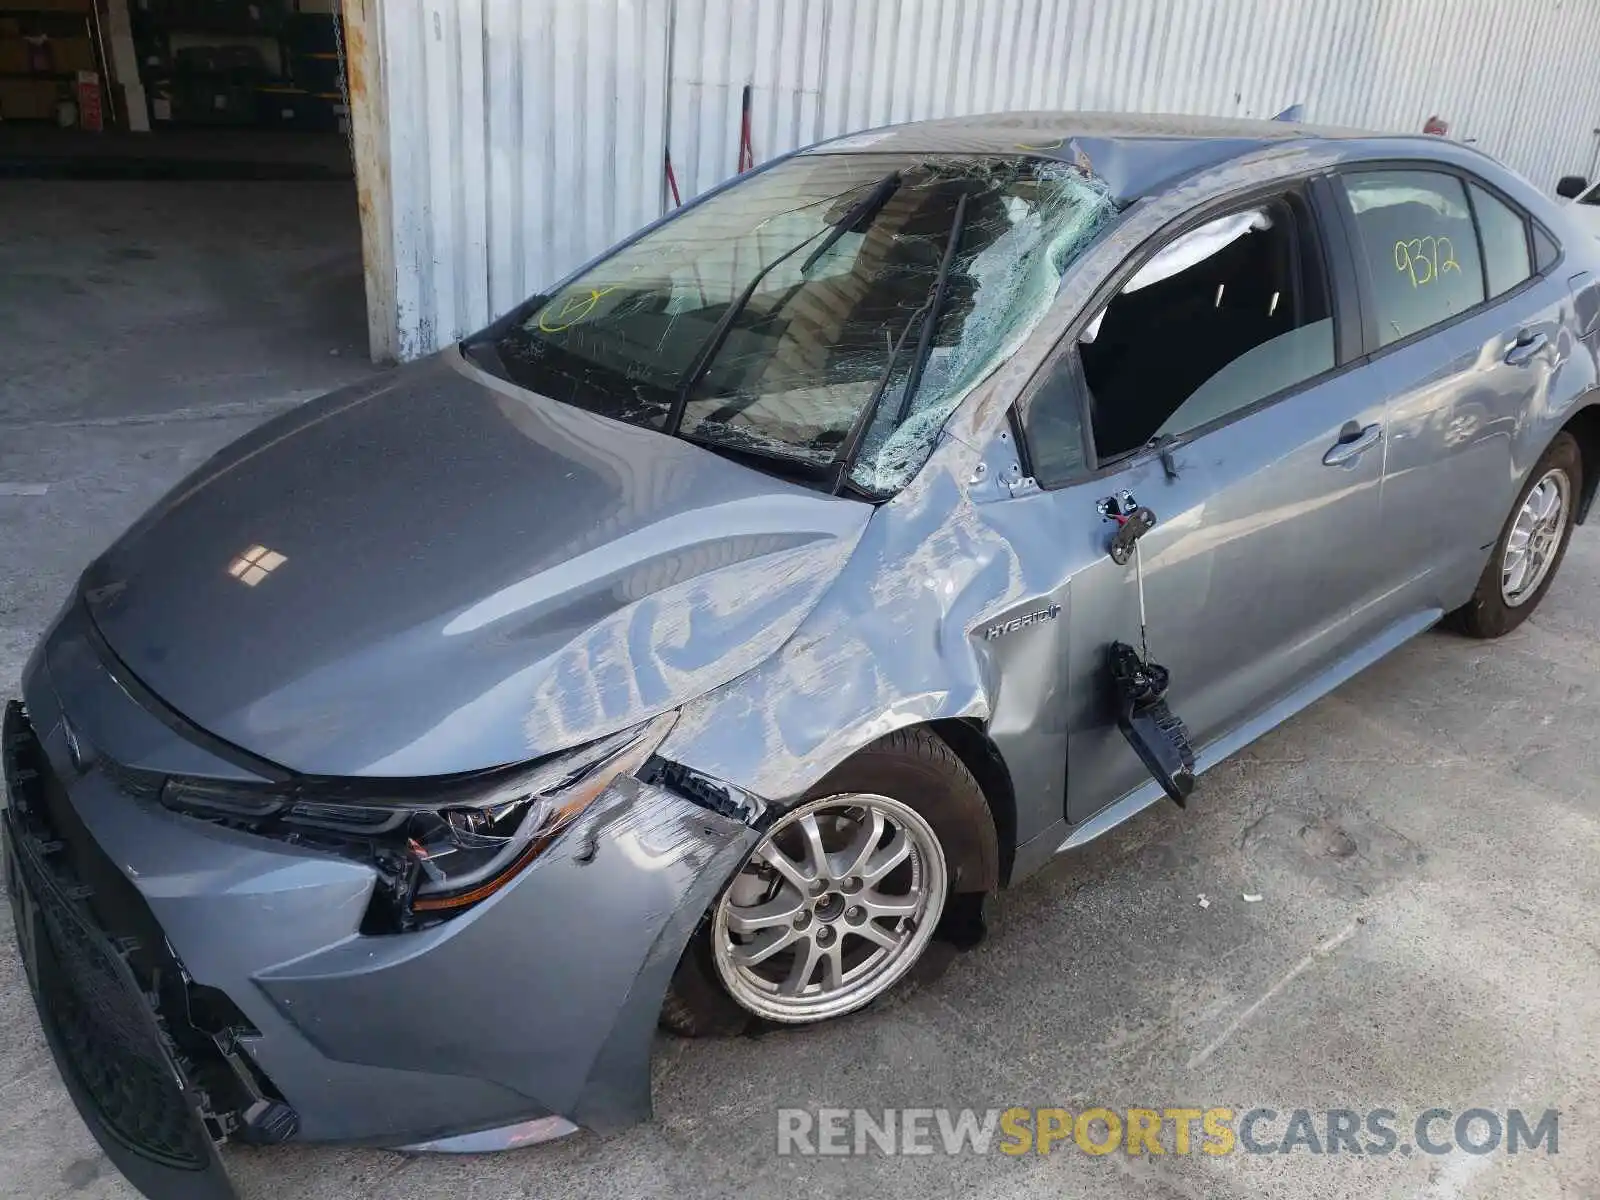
[160, 712, 675, 929]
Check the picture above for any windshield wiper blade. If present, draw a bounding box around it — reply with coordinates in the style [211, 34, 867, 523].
[826, 192, 971, 497]
[663, 172, 905, 439]
[662, 228, 828, 437]
[893, 191, 969, 426]
[798, 171, 901, 276]
[825, 297, 934, 496]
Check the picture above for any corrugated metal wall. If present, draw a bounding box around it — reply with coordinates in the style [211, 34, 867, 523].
[374, 0, 1600, 359]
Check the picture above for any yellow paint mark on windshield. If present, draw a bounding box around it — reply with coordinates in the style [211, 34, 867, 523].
[1393, 236, 1462, 288]
[536, 286, 618, 333]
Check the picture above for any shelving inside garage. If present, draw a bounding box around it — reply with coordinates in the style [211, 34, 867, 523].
[0, 0, 346, 135]
[132, 0, 347, 132]
[0, 1, 110, 127]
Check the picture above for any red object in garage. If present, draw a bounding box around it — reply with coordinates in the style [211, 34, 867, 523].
[76, 69, 101, 130]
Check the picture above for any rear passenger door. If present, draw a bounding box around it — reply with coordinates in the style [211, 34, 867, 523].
[1332, 167, 1562, 614]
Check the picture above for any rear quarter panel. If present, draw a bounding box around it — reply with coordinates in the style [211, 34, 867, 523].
[1471, 158, 1600, 510]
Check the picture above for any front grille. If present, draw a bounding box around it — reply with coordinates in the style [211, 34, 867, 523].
[13, 831, 211, 1167]
[3, 702, 210, 1169]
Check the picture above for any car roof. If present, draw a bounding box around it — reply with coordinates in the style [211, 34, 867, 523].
[803, 110, 1447, 203]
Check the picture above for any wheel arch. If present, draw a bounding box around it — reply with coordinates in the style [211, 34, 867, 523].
[1561, 400, 1600, 524]
[925, 717, 1017, 889]
[793, 720, 1012, 897]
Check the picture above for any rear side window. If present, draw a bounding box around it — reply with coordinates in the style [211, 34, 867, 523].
[1342, 170, 1485, 346]
[1533, 224, 1560, 273]
[1469, 183, 1531, 297]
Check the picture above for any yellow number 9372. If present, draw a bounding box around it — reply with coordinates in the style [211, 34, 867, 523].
[1394, 237, 1462, 289]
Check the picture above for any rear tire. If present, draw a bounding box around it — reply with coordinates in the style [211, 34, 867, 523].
[660, 727, 996, 1037]
[1448, 431, 1581, 639]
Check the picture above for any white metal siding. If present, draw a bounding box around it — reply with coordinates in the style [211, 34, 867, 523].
[380, 0, 671, 356]
[374, 0, 1600, 360]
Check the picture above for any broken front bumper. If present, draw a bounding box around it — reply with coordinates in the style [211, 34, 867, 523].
[3, 613, 760, 1200]
[3, 736, 234, 1200]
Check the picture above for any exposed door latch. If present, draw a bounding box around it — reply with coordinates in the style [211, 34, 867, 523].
[1097, 489, 1137, 520]
[1107, 506, 1156, 566]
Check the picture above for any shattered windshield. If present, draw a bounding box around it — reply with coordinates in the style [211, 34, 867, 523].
[490, 152, 1117, 495]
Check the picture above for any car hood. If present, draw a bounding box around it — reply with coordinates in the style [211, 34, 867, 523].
[81, 352, 870, 777]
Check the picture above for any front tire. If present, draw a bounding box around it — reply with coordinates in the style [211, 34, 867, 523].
[660, 727, 995, 1036]
[1449, 431, 1581, 639]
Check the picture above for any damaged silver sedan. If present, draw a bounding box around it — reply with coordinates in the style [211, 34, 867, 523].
[7, 112, 1599, 1198]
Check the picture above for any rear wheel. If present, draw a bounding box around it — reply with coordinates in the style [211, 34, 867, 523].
[1449, 431, 1581, 638]
[660, 727, 995, 1036]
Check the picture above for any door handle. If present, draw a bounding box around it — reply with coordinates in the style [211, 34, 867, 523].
[1323, 421, 1383, 466]
[1504, 331, 1549, 366]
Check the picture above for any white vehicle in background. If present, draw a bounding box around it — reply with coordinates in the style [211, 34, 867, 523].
[1557, 174, 1600, 236]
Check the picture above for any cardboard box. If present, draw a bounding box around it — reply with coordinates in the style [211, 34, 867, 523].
[49, 36, 96, 73]
[0, 36, 93, 74]
[0, 78, 60, 121]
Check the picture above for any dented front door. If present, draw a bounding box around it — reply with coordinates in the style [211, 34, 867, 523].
[1056, 450, 1220, 825]
[1061, 371, 1389, 826]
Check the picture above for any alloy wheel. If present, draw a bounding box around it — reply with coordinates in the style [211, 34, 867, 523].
[711, 793, 947, 1023]
[1502, 468, 1570, 607]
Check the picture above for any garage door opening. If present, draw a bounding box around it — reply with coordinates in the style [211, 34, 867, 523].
[0, 0, 379, 430]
